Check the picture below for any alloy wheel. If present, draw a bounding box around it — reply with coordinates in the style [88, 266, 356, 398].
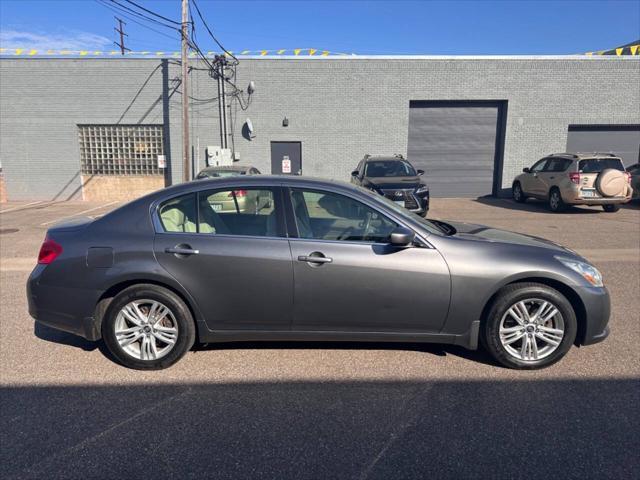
[550, 192, 560, 210]
[114, 299, 179, 361]
[499, 298, 565, 361]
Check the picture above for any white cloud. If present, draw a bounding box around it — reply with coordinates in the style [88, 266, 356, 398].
[0, 30, 111, 51]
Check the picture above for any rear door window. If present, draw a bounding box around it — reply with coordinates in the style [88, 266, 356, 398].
[158, 193, 197, 233]
[578, 158, 624, 173]
[544, 158, 572, 172]
[198, 188, 283, 237]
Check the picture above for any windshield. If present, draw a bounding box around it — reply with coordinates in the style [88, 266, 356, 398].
[578, 158, 624, 173]
[365, 160, 416, 178]
[356, 186, 445, 236]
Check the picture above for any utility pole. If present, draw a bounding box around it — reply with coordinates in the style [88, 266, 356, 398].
[181, 0, 190, 182]
[214, 55, 229, 149]
[113, 17, 130, 56]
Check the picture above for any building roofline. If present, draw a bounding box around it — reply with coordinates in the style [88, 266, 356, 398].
[1, 55, 639, 61]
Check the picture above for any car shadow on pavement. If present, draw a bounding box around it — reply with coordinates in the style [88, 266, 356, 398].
[2, 378, 638, 479]
[34, 322, 99, 352]
[474, 196, 605, 214]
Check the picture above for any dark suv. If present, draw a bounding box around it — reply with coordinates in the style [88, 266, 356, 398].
[351, 154, 429, 216]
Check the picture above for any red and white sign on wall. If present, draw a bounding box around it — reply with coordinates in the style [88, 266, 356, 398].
[282, 156, 291, 174]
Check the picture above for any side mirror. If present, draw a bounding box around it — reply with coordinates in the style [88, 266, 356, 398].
[417, 169, 425, 176]
[389, 226, 415, 247]
[351, 170, 359, 177]
[522, 167, 530, 173]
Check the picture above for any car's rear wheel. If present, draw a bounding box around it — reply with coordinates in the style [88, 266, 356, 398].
[548, 188, 565, 212]
[512, 182, 526, 203]
[602, 204, 620, 213]
[102, 284, 196, 370]
[482, 283, 577, 369]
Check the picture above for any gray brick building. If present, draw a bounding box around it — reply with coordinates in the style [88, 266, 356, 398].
[0, 56, 638, 201]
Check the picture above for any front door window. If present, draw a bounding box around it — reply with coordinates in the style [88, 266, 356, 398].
[290, 189, 397, 243]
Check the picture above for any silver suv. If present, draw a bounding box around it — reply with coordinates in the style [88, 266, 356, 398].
[513, 153, 633, 212]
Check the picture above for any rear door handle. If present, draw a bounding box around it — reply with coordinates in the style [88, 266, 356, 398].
[165, 246, 199, 256]
[298, 255, 332, 264]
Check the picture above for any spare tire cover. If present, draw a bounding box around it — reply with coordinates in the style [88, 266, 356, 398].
[596, 168, 626, 197]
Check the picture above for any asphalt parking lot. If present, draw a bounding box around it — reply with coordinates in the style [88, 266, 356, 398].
[1, 198, 639, 479]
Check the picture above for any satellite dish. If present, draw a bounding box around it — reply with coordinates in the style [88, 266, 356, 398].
[245, 118, 256, 139]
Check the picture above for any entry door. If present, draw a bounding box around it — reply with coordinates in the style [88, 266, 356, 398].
[287, 188, 451, 333]
[271, 142, 302, 175]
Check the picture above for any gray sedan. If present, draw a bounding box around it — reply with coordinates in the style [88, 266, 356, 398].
[27, 176, 610, 370]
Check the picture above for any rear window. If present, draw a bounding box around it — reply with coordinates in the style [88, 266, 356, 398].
[578, 158, 624, 173]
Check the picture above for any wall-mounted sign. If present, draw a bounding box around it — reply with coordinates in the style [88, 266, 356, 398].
[282, 155, 291, 174]
[157, 155, 166, 169]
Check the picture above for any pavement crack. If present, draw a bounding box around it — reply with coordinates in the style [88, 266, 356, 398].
[357, 384, 433, 480]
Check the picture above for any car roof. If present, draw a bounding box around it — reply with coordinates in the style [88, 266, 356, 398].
[148, 175, 359, 201]
[363, 155, 407, 162]
[545, 152, 622, 160]
[199, 165, 254, 172]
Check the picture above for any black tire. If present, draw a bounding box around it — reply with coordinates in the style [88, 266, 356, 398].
[101, 284, 196, 370]
[548, 188, 565, 212]
[481, 282, 577, 370]
[512, 182, 526, 203]
[602, 204, 620, 213]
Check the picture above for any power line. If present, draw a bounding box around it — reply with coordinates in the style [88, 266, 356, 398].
[122, 0, 182, 25]
[107, 0, 179, 30]
[96, 1, 179, 42]
[191, 0, 238, 62]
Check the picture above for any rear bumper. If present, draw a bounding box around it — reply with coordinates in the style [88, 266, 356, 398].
[565, 185, 633, 205]
[27, 265, 102, 341]
[575, 285, 611, 346]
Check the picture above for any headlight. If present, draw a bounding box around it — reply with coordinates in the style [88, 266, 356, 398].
[416, 185, 429, 195]
[556, 256, 603, 287]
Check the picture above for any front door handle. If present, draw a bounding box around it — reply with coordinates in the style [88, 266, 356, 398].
[165, 246, 199, 256]
[298, 253, 332, 264]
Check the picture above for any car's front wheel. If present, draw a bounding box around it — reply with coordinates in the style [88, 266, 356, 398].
[102, 284, 196, 370]
[482, 283, 577, 369]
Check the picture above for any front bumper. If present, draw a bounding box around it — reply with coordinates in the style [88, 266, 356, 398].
[575, 284, 611, 346]
[27, 265, 102, 341]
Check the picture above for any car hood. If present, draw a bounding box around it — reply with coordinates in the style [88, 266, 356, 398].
[365, 176, 422, 189]
[444, 221, 574, 253]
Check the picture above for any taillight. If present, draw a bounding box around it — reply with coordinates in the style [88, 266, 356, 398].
[568, 172, 581, 184]
[624, 172, 631, 184]
[38, 236, 63, 265]
[228, 190, 247, 198]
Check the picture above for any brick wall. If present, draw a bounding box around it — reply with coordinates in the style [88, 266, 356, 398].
[1, 57, 638, 200]
[80, 175, 165, 202]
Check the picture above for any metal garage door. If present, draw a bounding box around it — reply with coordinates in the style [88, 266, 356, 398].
[567, 125, 640, 166]
[407, 101, 507, 197]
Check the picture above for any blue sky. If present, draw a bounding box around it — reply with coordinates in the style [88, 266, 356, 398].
[1, 0, 639, 55]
